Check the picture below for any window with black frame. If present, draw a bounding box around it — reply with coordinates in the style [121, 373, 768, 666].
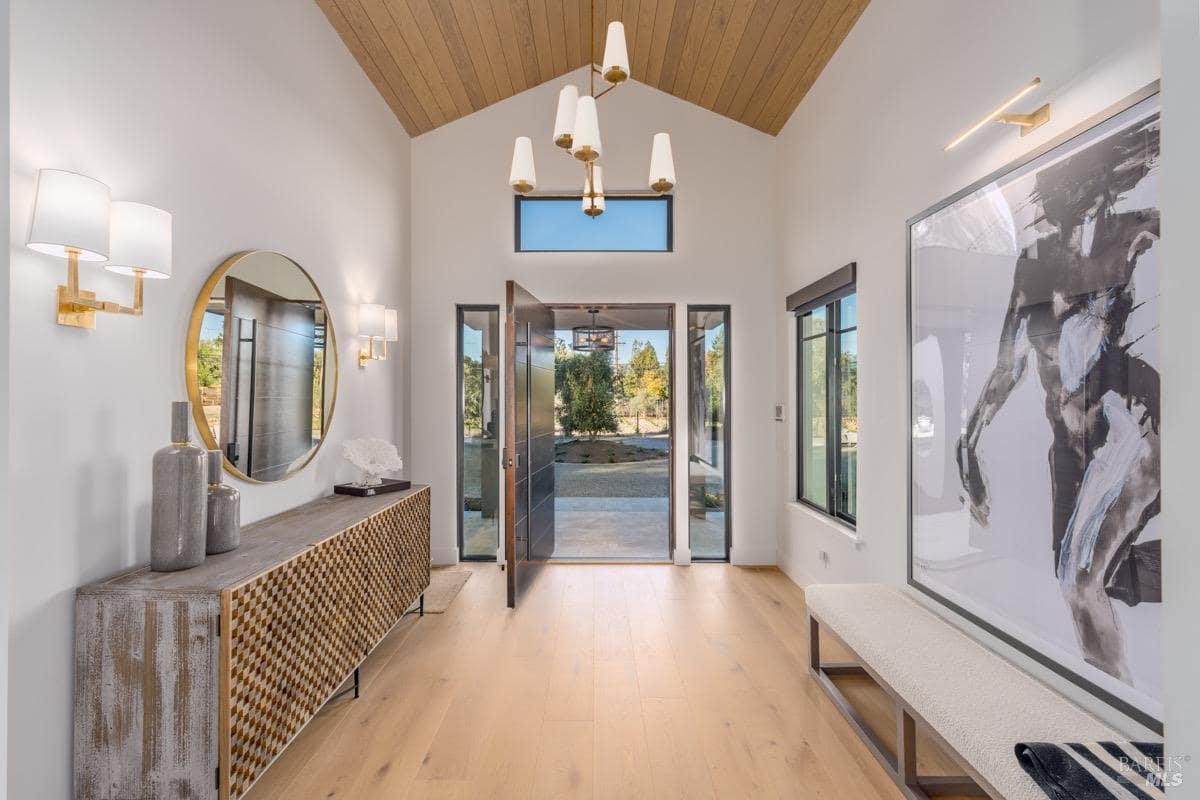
[457, 305, 501, 560]
[792, 265, 857, 525]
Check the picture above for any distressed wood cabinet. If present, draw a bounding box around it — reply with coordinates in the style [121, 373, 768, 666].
[74, 486, 431, 800]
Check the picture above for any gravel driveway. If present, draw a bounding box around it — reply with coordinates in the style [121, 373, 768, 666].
[554, 461, 669, 497]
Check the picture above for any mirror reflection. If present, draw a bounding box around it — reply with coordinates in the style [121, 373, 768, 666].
[188, 251, 337, 482]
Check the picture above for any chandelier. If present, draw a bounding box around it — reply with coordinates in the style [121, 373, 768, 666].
[507, 1, 676, 217]
[572, 307, 615, 352]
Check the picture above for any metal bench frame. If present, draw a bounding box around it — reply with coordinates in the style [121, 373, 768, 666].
[808, 610, 998, 799]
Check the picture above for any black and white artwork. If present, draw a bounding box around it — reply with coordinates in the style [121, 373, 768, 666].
[908, 87, 1161, 729]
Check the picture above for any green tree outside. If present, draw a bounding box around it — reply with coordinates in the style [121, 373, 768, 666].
[705, 330, 725, 424]
[462, 354, 483, 435]
[628, 388, 657, 435]
[624, 340, 668, 401]
[840, 349, 858, 433]
[556, 350, 618, 440]
[312, 349, 325, 437]
[196, 335, 223, 388]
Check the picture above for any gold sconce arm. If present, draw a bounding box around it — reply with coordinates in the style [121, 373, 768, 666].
[58, 249, 145, 328]
[358, 337, 389, 368]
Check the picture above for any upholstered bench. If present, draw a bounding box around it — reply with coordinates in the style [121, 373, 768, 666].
[805, 583, 1121, 800]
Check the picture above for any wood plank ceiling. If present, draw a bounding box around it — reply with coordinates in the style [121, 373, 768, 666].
[316, 0, 869, 137]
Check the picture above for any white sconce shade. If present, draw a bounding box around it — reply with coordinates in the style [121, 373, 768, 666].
[384, 308, 398, 342]
[553, 84, 579, 149]
[571, 96, 602, 162]
[509, 136, 537, 194]
[27, 169, 111, 261]
[602, 22, 630, 83]
[105, 201, 173, 279]
[358, 303, 386, 339]
[649, 132, 676, 193]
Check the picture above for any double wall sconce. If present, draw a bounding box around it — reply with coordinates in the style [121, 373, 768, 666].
[944, 77, 1051, 151]
[26, 169, 172, 328]
[358, 303, 398, 367]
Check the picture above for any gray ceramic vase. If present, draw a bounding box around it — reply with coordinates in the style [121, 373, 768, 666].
[206, 449, 241, 554]
[151, 401, 208, 572]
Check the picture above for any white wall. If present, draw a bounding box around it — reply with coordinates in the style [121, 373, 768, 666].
[6, 1, 411, 796]
[411, 67, 778, 566]
[0, 0, 10, 795]
[1160, 0, 1200, 780]
[773, 0, 1159, 733]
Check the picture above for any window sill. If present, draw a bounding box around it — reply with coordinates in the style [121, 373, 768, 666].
[785, 501, 863, 548]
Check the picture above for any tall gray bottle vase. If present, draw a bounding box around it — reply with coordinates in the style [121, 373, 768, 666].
[151, 401, 208, 571]
[206, 449, 241, 554]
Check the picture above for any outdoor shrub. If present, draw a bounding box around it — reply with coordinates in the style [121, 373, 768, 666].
[555, 349, 618, 440]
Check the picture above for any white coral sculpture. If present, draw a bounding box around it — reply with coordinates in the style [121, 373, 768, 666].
[343, 438, 403, 487]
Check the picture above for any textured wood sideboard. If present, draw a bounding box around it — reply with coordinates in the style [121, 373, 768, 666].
[74, 485, 431, 800]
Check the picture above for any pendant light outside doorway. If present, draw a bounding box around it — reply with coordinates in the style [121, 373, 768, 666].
[572, 307, 615, 352]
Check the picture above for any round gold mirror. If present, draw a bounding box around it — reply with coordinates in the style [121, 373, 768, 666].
[185, 251, 337, 483]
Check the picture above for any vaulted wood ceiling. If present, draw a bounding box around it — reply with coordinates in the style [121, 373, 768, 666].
[317, 0, 869, 137]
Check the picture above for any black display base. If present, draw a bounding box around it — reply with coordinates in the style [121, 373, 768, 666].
[334, 479, 412, 497]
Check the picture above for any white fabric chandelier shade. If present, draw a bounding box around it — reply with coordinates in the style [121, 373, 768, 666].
[105, 201, 173, 279]
[582, 165, 605, 215]
[26, 169, 111, 261]
[602, 22, 629, 82]
[582, 194, 606, 215]
[584, 165, 604, 197]
[571, 96, 602, 161]
[553, 84, 579, 147]
[509, 136, 537, 193]
[649, 132, 676, 193]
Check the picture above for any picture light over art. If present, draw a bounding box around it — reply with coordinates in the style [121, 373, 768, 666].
[945, 77, 1051, 151]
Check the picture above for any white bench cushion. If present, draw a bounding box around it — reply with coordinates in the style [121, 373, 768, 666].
[805, 583, 1121, 800]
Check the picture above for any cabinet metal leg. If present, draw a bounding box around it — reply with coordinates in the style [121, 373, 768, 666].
[328, 666, 362, 705]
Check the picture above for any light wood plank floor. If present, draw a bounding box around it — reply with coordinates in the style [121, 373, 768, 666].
[246, 563, 969, 800]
